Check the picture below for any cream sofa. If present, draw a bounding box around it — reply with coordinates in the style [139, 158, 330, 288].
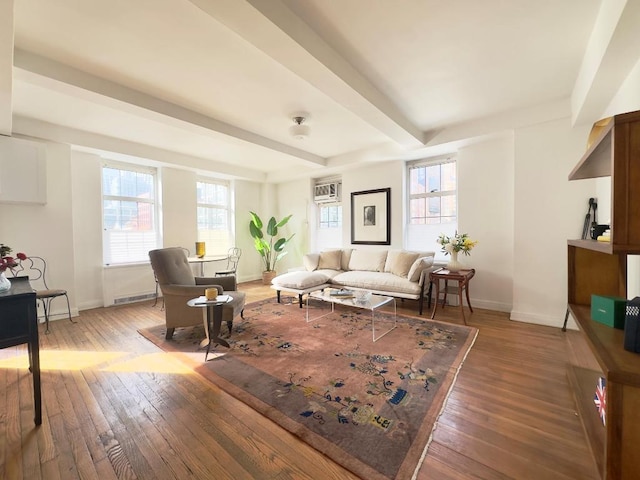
[271, 248, 436, 315]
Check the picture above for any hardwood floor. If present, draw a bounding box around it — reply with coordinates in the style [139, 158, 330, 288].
[0, 281, 600, 479]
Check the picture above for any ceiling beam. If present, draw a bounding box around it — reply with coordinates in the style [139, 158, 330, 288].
[13, 116, 267, 182]
[188, 0, 424, 147]
[13, 49, 327, 168]
[571, 0, 640, 125]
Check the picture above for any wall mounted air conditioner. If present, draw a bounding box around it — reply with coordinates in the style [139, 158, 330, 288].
[314, 182, 340, 203]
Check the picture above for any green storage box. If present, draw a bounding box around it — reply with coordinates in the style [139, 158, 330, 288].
[591, 295, 627, 329]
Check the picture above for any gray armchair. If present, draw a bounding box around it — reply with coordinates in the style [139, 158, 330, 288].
[149, 247, 246, 340]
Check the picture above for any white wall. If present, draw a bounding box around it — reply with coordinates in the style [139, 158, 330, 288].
[235, 179, 265, 282]
[457, 134, 515, 312]
[0, 140, 77, 320]
[161, 167, 197, 252]
[275, 178, 312, 274]
[71, 151, 103, 310]
[511, 117, 593, 328]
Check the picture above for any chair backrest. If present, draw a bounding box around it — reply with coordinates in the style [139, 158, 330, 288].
[226, 247, 242, 273]
[149, 248, 196, 286]
[10, 256, 51, 291]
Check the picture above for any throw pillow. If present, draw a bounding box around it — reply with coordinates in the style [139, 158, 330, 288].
[303, 253, 320, 271]
[384, 251, 420, 277]
[341, 248, 353, 271]
[407, 256, 435, 282]
[318, 249, 342, 270]
[348, 249, 387, 272]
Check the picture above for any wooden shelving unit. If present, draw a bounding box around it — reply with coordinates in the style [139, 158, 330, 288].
[567, 110, 640, 479]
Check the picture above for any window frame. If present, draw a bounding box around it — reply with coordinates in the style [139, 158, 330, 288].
[101, 161, 160, 266]
[318, 204, 343, 229]
[407, 156, 457, 225]
[196, 178, 233, 256]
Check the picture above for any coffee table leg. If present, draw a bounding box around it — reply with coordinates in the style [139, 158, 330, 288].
[373, 298, 396, 342]
[306, 294, 334, 323]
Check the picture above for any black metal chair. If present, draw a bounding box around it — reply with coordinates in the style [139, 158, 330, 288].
[12, 256, 74, 334]
[215, 247, 241, 277]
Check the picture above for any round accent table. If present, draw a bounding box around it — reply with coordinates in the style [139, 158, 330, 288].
[187, 294, 233, 361]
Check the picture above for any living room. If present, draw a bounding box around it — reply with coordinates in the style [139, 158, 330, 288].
[1, 1, 640, 479]
[3, 0, 639, 331]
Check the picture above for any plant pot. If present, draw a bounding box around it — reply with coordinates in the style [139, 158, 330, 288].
[262, 270, 277, 285]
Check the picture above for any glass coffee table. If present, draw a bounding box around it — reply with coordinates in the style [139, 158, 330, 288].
[306, 289, 397, 342]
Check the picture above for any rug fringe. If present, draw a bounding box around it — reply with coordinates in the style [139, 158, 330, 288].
[411, 328, 479, 480]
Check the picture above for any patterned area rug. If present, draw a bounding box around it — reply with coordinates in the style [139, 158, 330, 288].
[139, 297, 477, 480]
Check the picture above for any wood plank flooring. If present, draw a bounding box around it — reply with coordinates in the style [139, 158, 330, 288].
[0, 281, 600, 479]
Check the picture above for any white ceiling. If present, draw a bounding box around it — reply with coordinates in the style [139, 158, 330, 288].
[9, 0, 633, 183]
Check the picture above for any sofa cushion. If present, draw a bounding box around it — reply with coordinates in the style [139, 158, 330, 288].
[332, 271, 421, 296]
[303, 253, 320, 271]
[318, 249, 342, 270]
[407, 256, 435, 282]
[348, 249, 387, 272]
[384, 250, 420, 278]
[272, 271, 329, 289]
[341, 249, 353, 271]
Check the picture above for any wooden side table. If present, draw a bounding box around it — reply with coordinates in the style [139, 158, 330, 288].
[429, 267, 476, 324]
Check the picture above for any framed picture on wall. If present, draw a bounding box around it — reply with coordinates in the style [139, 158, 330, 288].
[351, 188, 391, 245]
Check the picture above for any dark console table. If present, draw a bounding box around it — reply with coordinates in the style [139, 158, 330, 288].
[0, 276, 41, 425]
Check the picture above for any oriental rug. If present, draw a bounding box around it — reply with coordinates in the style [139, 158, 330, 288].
[139, 298, 477, 480]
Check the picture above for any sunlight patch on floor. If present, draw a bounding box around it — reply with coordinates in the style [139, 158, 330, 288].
[102, 352, 193, 374]
[0, 350, 193, 374]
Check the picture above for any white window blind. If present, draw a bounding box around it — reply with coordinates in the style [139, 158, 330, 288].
[102, 163, 159, 265]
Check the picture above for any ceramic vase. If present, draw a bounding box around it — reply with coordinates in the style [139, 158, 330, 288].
[0, 271, 11, 292]
[446, 250, 463, 272]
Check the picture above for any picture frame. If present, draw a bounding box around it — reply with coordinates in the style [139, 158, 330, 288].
[351, 188, 391, 245]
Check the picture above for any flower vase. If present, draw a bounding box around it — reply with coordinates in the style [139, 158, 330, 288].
[446, 250, 463, 272]
[0, 271, 11, 292]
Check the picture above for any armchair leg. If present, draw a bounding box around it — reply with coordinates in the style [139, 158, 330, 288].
[276, 290, 281, 303]
[240, 309, 244, 319]
[299, 294, 303, 308]
[166, 328, 175, 340]
[227, 320, 233, 335]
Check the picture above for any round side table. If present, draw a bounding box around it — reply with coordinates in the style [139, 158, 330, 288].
[187, 294, 232, 361]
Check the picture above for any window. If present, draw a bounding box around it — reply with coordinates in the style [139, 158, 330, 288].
[102, 163, 159, 265]
[405, 156, 457, 258]
[319, 205, 342, 229]
[409, 159, 457, 224]
[197, 179, 232, 255]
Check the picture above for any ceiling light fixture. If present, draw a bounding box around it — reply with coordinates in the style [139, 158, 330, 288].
[289, 114, 310, 140]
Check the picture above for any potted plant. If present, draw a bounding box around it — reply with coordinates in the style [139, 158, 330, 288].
[249, 212, 294, 284]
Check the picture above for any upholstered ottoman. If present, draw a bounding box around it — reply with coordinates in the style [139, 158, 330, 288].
[271, 271, 331, 307]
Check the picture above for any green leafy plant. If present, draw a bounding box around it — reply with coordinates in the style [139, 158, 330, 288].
[249, 212, 294, 272]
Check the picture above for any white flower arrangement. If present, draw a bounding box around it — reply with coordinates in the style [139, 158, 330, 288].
[437, 232, 477, 256]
